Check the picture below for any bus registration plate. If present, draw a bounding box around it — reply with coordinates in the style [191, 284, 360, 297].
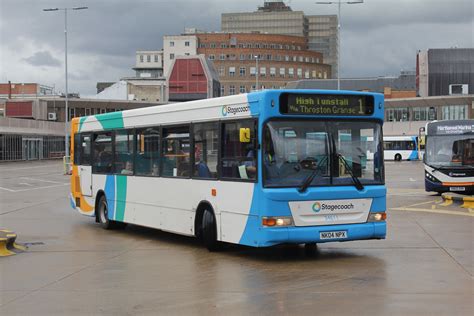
[450, 187, 465, 192]
[320, 231, 347, 240]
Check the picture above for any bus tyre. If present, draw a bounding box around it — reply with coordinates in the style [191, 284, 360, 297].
[202, 209, 220, 251]
[395, 154, 402, 161]
[304, 243, 318, 257]
[97, 195, 126, 230]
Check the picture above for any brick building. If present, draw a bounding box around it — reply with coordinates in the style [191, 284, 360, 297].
[193, 32, 331, 96]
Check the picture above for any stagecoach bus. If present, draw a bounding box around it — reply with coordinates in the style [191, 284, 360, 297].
[70, 90, 386, 251]
[424, 120, 474, 194]
[382, 136, 418, 161]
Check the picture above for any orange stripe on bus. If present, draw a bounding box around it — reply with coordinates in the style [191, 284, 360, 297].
[442, 182, 474, 186]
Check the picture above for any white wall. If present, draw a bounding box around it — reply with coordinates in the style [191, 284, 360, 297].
[163, 35, 198, 77]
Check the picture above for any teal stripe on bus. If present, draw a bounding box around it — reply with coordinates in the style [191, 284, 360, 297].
[115, 175, 127, 221]
[96, 112, 124, 130]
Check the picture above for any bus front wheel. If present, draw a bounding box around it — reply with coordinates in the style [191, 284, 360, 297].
[395, 154, 402, 161]
[97, 195, 126, 230]
[202, 208, 220, 251]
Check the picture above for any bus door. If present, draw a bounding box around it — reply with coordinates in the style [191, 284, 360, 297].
[79, 134, 93, 196]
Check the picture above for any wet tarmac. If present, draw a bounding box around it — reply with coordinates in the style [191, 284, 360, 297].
[0, 160, 472, 315]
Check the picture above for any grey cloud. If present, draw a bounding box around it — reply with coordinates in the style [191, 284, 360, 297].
[23, 51, 62, 67]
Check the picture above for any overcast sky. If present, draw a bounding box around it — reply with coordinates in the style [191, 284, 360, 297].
[0, 0, 472, 96]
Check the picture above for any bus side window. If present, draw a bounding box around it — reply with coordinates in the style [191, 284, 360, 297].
[193, 122, 218, 179]
[135, 127, 160, 176]
[92, 132, 113, 174]
[161, 126, 190, 178]
[73, 133, 81, 165]
[221, 120, 257, 180]
[114, 129, 134, 175]
[81, 134, 91, 165]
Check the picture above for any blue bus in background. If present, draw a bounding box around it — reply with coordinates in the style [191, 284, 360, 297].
[71, 89, 386, 251]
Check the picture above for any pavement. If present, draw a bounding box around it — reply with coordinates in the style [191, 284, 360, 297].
[0, 160, 472, 315]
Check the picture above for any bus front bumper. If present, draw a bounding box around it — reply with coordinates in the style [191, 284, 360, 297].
[251, 222, 386, 247]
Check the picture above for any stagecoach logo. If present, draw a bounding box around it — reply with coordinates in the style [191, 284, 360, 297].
[449, 172, 466, 177]
[312, 202, 321, 213]
[312, 201, 355, 213]
[221, 105, 250, 117]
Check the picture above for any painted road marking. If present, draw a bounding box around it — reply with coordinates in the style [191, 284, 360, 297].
[390, 207, 474, 217]
[19, 177, 63, 184]
[0, 183, 68, 193]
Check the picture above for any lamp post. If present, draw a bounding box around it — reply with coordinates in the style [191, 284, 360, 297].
[254, 55, 259, 91]
[43, 6, 88, 159]
[315, 1, 363, 90]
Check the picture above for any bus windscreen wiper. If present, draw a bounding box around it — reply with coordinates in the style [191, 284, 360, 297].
[298, 156, 328, 193]
[336, 153, 364, 191]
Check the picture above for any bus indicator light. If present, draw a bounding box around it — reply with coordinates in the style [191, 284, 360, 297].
[211, 189, 217, 196]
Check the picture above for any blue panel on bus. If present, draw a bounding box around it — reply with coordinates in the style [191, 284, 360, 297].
[104, 175, 115, 220]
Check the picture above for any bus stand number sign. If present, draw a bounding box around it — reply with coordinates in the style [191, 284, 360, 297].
[280, 93, 374, 116]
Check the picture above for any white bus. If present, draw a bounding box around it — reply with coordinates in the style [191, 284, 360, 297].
[424, 120, 474, 194]
[382, 136, 418, 161]
[70, 90, 387, 251]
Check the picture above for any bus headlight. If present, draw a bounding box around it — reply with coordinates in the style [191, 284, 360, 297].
[262, 216, 294, 227]
[368, 212, 386, 222]
[425, 172, 441, 183]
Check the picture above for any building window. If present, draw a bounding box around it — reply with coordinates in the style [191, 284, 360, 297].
[154, 55, 158, 62]
[323, 72, 327, 79]
[239, 85, 246, 94]
[285, 55, 290, 61]
[229, 67, 236, 77]
[229, 85, 236, 95]
[170, 41, 174, 47]
[386, 108, 410, 122]
[220, 54, 226, 60]
[279, 67, 285, 78]
[185, 53, 190, 56]
[140, 55, 144, 62]
[239, 67, 246, 77]
[292, 56, 297, 62]
[199, 43, 206, 48]
[288, 68, 294, 78]
[276, 55, 281, 61]
[185, 41, 190, 47]
[442, 105, 468, 120]
[170, 53, 175, 60]
[318, 72, 322, 78]
[147, 55, 151, 62]
[304, 70, 310, 79]
[218, 66, 225, 77]
[270, 67, 276, 77]
[220, 85, 225, 96]
[240, 54, 245, 60]
[266, 54, 272, 60]
[250, 67, 256, 76]
[260, 67, 266, 77]
[208, 54, 215, 60]
[297, 68, 302, 78]
[221, 43, 227, 48]
[413, 107, 437, 121]
[210, 43, 216, 48]
[251, 84, 256, 91]
[305, 57, 310, 63]
[299, 56, 304, 62]
[316, 58, 320, 63]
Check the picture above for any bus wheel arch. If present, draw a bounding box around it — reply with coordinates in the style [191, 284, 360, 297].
[395, 153, 402, 161]
[196, 201, 220, 251]
[194, 201, 214, 239]
[94, 190, 106, 223]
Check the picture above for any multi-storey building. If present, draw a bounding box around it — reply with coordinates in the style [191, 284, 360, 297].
[195, 32, 330, 95]
[417, 48, 474, 97]
[221, 1, 338, 78]
[163, 35, 198, 76]
[133, 50, 164, 78]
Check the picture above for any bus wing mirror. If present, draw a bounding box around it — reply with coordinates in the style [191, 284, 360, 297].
[239, 128, 251, 143]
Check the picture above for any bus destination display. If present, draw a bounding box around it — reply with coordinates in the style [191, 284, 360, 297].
[280, 93, 374, 116]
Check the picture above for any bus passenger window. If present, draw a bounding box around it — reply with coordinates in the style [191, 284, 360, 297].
[114, 129, 134, 175]
[93, 132, 113, 174]
[73, 134, 81, 165]
[162, 126, 190, 177]
[221, 120, 256, 180]
[135, 127, 160, 176]
[193, 123, 218, 179]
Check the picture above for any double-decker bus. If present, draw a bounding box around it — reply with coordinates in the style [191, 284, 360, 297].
[70, 90, 386, 251]
[424, 120, 474, 194]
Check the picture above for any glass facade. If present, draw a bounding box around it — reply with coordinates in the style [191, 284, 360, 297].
[0, 134, 64, 161]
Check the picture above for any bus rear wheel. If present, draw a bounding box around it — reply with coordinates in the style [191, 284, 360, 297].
[97, 195, 126, 230]
[395, 154, 402, 161]
[201, 208, 220, 251]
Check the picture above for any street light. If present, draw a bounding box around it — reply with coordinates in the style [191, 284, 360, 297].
[315, 1, 363, 90]
[43, 6, 88, 160]
[254, 55, 259, 91]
